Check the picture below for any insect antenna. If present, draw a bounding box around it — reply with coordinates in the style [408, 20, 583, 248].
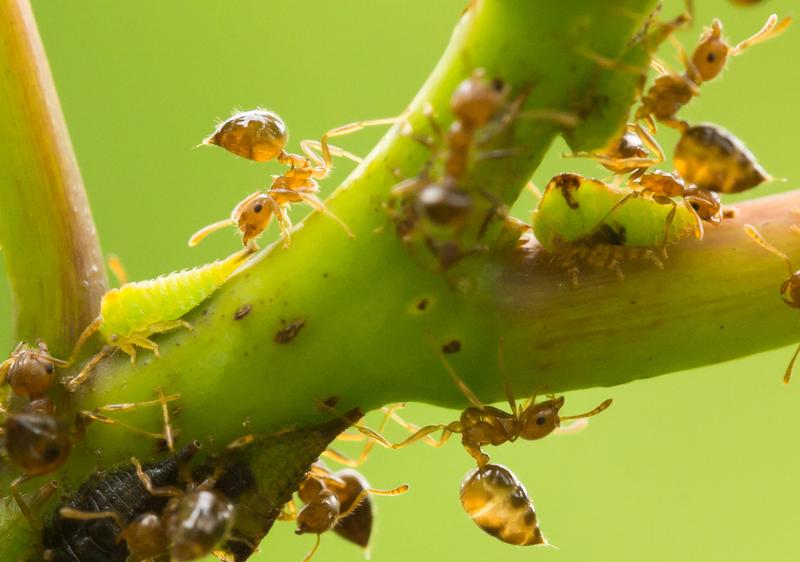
[744, 224, 795, 277]
[559, 398, 613, 421]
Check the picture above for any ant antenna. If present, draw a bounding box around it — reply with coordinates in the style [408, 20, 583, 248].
[744, 224, 795, 277]
[559, 399, 613, 421]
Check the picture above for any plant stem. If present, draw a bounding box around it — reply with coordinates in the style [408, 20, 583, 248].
[0, 0, 107, 358]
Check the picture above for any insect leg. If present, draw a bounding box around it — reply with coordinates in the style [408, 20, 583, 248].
[11, 475, 39, 531]
[744, 224, 796, 277]
[58, 507, 126, 529]
[783, 342, 800, 385]
[295, 191, 354, 239]
[147, 319, 194, 335]
[131, 457, 182, 497]
[65, 345, 112, 391]
[335, 484, 409, 522]
[322, 404, 406, 467]
[66, 316, 103, 367]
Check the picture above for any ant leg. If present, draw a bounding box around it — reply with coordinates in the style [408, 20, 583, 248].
[132, 457, 182, 497]
[336, 484, 409, 521]
[65, 345, 112, 391]
[11, 475, 39, 531]
[67, 316, 103, 366]
[497, 338, 518, 418]
[322, 404, 406, 467]
[783, 342, 800, 385]
[525, 181, 542, 202]
[731, 15, 792, 56]
[302, 116, 399, 175]
[301, 534, 322, 562]
[300, 140, 362, 165]
[295, 192, 354, 239]
[651, 194, 677, 251]
[744, 224, 796, 277]
[433, 346, 486, 410]
[58, 507, 126, 529]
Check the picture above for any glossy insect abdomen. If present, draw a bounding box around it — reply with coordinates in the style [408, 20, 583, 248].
[460, 463, 545, 546]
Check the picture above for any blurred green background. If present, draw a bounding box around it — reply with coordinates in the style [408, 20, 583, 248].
[2, 0, 799, 560]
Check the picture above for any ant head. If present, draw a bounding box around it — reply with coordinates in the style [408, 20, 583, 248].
[450, 70, 509, 129]
[691, 19, 730, 83]
[518, 396, 564, 441]
[296, 490, 340, 535]
[204, 110, 288, 162]
[781, 275, 800, 309]
[237, 194, 275, 247]
[616, 130, 649, 159]
[686, 188, 722, 222]
[7, 343, 56, 399]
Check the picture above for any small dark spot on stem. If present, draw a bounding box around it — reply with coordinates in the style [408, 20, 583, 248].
[323, 272, 329, 278]
[202, 309, 209, 316]
[630, 300, 637, 305]
[417, 298, 429, 311]
[442, 340, 461, 354]
[323, 396, 339, 408]
[234, 304, 252, 320]
[275, 319, 306, 344]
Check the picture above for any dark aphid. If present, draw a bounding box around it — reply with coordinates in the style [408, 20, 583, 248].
[42, 441, 200, 562]
[674, 123, 772, 194]
[460, 463, 546, 546]
[414, 181, 474, 228]
[0, 341, 66, 399]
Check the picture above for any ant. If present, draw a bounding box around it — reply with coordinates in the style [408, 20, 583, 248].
[744, 224, 800, 384]
[190, 109, 397, 249]
[636, 14, 791, 130]
[344, 342, 612, 467]
[390, 69, 575, 268]
[460, 462, 547, 546]
[0, 341, 67, 402]
[283, 462, 408, 562]
[566, 122, 665, 181]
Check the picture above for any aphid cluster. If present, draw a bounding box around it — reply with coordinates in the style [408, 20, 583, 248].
[533, 10, 790, 285]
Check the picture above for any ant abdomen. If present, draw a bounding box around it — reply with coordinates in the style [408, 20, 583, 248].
[460, 463, 546, 546]
[204, 110, 289, 163]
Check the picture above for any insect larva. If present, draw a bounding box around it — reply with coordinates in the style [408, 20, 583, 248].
[67, 248, 253, 390]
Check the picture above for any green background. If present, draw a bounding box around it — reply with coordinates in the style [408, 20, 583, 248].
[2, 1, 799, 560]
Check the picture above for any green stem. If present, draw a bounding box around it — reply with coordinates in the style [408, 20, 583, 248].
[15, 0, 798, 559]
[0, 0, 107, 358]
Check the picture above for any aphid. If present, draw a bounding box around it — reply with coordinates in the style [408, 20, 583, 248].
[289, 462, 408, 561]
[191, 110, 396, 249]
[0, 341, 66, 400]
[565, 122, 664, 180]
[350, 344, 612, 467]
[460, 463, 546, 546]
[531, 173, 697, 287]
[636, 14, 791, 130]
[43, 441, 201, 562]
[673, 122, 772, 194]
[743, 224, 800, 384]
[66, 247, 254, 390]
[4, 411, 71, 526]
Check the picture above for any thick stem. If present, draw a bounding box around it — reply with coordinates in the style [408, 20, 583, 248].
[0, 0, 107, 358]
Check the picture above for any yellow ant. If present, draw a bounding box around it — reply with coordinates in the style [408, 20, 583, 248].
[190, 110, 398, 249]
[636, 14, 791, 130]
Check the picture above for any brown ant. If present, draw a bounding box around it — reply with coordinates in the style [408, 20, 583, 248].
[744, 224, 800, 384]
[636, 14, 791, 130]
[566, 122, 665, 181]
[284, 462, 407, 561]
[190, 110, 397, 248]
[0, 341, 67, 401]
[345, 344, 612, 467]
[390, 69, 575, 268]
[460, 463, 547, 546]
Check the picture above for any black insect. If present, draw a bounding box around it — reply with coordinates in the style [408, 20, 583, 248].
[42, 442, 200, 562]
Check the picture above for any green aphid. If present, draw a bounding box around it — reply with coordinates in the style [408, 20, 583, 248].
[531, 173, 696, 286]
